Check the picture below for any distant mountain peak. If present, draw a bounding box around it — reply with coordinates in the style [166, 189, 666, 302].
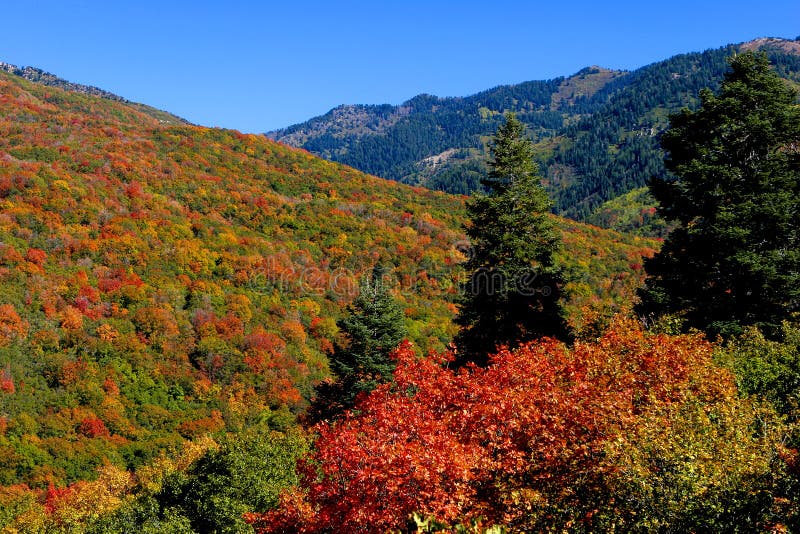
[266, 102, 412, 146]
[740, 36, 800, 54]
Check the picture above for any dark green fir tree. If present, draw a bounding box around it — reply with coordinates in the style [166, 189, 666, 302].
[308, 265, 407, 421]
[637, 51, 800, 339]
[455, 113, 570, 365]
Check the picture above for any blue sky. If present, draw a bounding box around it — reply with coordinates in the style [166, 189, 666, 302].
[2, 1, 798, 132]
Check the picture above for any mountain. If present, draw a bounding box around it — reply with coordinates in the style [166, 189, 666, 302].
[0, 60, 189, 125]
[267, 37, 800, 225]
[0, 63, 657, 490]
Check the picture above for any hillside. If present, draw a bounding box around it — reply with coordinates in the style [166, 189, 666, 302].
[0, 61, 188, 126]
[267, 38, 800, 225]
[0, 66, 657, 489]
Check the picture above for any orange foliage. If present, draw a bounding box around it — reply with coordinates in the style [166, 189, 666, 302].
[0, 304, 28, 346]
[95, 323, 119, 342]
[132, 306, 180, 340]
[176, 409, 225, 438]
[102, 377, 120, 396]
[216, 312, 244, 341]
[25, 247, 47, 266]
[60, 306, 84, 330]
[251, 321, 732, 532]
[59, 359, 89, 387]
[280, 320, 307, 344]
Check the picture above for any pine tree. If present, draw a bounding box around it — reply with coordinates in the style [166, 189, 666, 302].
[309, 265, 407, 420]
[455, 113, 569, 365]
[637, 52, 800, 338]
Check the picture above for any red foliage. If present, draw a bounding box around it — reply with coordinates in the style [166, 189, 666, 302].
[78, 285, 101, 304]
[79, 417, 110, 438]
[124, 180, 144, 199]
[0, 176, 12, 197]
[44, 483, 73, 514]
[244, 329, 287, 355]
[97, 268, 144, 293]
[0, 368, 14, 394]
[250, 322, 725, 533]
[25, 248, 47, 267]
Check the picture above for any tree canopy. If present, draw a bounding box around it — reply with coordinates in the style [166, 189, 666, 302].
[637, 51, 800, 338]
[455, 113, 569, 364]
[308, 266, 408, 420]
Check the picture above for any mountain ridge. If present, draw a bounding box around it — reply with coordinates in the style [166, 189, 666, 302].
[266, 37, 800, 228]
[0, 60, 189, 125]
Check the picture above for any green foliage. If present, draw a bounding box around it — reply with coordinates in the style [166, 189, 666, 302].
[85, 429, 306, 534]
[600, 395, 791, 532]
[153, 428, 306, 534]
[310, 267, 408, 419]
[637, 51, 800, 339]
[87, 497, 196, 534]
[717, 322, 800, 419]
[455, 114, 569, 364]
[585, 187, 672, 237]
[410, 512, 506, 533]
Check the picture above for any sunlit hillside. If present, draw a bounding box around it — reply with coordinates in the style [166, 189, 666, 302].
[0, 68, 656, 490]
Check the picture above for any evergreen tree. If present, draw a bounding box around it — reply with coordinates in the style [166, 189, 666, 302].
[309, 265, 407, 420]
[637, 52, 800, 338]
[455, 113, 570, 365]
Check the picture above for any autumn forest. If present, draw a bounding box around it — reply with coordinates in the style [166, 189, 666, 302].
[1, 37, 800, 533]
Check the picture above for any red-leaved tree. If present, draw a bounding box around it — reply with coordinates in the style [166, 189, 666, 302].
[248, 320, 774, 532]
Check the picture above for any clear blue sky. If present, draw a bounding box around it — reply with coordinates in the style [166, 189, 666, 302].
[2, 1, 798, 132]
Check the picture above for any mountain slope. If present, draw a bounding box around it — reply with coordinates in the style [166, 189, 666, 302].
[267, 38, 800, 224]
[0, 60, 188, 125]
[0, 66, 657, 488]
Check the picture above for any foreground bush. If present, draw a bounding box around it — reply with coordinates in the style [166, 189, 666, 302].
[249, 320, 793, 532]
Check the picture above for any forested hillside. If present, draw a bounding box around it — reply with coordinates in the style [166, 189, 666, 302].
[1, 39, 799, 532]
[268, 38, 800, 225]
[0, 62, 657, 528]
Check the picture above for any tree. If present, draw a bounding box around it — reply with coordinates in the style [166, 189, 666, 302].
[151, 427, 307, 534]
[455, 113, 569, 364]
[310, 265, 407, 420]
[637, 52, 800, 339]
[248, 321, 790, 533]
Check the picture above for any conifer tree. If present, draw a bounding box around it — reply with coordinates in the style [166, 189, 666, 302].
[637, 52, 800, 338]
[309, 265, 407, 420]
[455, 113, 569, 364]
